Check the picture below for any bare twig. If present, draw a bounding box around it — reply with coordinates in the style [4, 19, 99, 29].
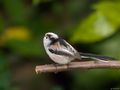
[35, 61, 120, 74]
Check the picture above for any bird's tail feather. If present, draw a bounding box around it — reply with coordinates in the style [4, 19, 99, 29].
[79, 52, 116, 62]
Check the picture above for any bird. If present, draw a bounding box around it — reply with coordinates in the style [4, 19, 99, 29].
[43, 32, 116, 64]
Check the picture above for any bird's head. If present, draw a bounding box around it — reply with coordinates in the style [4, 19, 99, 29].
[43, 32, 59, 46]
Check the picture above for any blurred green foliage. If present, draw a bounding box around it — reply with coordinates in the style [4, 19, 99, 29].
[0, 0, 120, 90]
[71, 1, 120, 43]
[33, 0, 51, 5]
[0, 54, 15, 90]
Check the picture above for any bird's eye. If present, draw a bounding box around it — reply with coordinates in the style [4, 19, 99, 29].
[46, 36, 48, 39]
[46, 34, 51, 39]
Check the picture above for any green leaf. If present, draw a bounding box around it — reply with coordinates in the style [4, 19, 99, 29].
[93, 1, 120, 27]
[71, 1, 120, 43]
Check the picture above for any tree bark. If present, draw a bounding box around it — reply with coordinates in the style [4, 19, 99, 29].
[35, 61, 120, 74]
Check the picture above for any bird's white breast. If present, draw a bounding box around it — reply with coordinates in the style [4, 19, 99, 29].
[46, 48, 74, 64]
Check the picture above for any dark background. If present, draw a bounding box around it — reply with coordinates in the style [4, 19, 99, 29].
[0, 0, 120, 90]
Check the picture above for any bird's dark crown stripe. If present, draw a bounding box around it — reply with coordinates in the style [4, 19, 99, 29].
[46, 34, 52, 38]
[49, 38, 58, 45]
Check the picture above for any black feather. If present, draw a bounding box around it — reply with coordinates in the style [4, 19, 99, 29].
[58, 38, 68, 48]
[80, 52, 116, 60]
[48, 48, 73, 57]
[49, 38, 58, 45]
[49, 37, 68, 48]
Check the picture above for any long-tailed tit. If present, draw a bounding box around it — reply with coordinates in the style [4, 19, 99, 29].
[43, 32, 116, 64]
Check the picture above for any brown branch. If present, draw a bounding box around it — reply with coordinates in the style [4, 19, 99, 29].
[35, 61, 120, 74]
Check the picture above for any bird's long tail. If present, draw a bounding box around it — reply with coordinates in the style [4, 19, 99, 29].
[79, 52, 116, 62]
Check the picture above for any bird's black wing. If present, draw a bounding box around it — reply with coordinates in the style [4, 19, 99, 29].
[58, 38, 77, 53]
[58, 38, 69, 48]
[48, 48, 74, 57]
